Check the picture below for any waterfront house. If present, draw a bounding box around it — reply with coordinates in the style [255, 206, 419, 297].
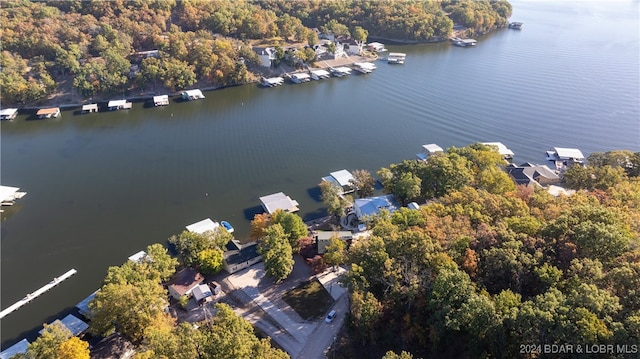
[506, 163, 560, 188]
[153, 95, 169, 106]
[40, 314, 89, 337]
[354, 194, 400, 220]
[167, 267, 204, 300]
[0, 108, 18, 120]
[416, 143, 444, 161]
[256, 47, 277, 67]
[223, 241, 262, 274]
[186, 218, 220, 234]
[481, 142, 515, 161]
[0, 339, 29, 359]
[321, 169, 355, 194]
[259, 192, 299, 214]
[75, 290, 98, 319]
[181, 89, 205, 101]
[36, 107, 60, 119]
[315, 231, 353, 254]
[107, 100, 132, 111]
[81, 104, 98, 113]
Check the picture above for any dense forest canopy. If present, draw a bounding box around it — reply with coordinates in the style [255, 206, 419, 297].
[0, 0, 511, 105]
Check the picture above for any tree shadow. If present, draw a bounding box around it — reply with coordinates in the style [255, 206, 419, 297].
[306, 186, 322, 202]
[243, 205, 265, 221]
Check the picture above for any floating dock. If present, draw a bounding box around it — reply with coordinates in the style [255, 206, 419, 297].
[0, 269, 77, 319]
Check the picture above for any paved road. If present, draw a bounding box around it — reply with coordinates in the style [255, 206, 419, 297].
[297, 293, 348, 359]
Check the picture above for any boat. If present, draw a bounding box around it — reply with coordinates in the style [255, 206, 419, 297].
[352, 62, 377, 74]
[451, 37, 477, 47]
[221, 221, 234, 233]
[387, 52, 406, 64]
[509, 22, 523, 30]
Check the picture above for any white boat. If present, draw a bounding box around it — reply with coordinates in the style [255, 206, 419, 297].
[310, 69, 331, 80]
[352, 62, 377, 74]
[329, 66, 352, 77]
[387, 52, 406, 64]
[261, 77, 285, 87]
[290, 73, 311, 84]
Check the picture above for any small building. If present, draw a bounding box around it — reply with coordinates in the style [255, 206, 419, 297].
[167, 268, 204, 300]
[107, 100, 132, 111]
[192, 284, 214, 303]
[186, 218, 220, 234]
[153, 95, 169, 106]
[256, 47, 277, 67]
[0, 339, 29, 359]
[36, 107, 61, 119]
[259, 192, 299, 214]
[321, 169, 355, 194]
[506, 163, 561, 188]
[223, 241, 262, 274]
[81, 104, 98, 113]
[75, 290, 98, 319]
[40, 314, 89, 337]
[481, 142, 515, 161]
[0, 108, 18, 120]
[354, 194, 400, 219]
[182, 89, 205, 101]
[315, 231, 353, 254]
[416, 143, 444, 161]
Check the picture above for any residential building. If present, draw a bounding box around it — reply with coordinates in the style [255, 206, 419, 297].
[167, 268, 204, 299]
[506, 163, 560, 188]
[223, 241, 262, 274]
[315, 231, 353, 254]
[354, 194, 400, 219]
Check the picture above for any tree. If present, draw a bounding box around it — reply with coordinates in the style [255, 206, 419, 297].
[197, 248, 224, 274]
[56, 337, 90, 359]
[382, 351, 414, 359]
[27, 322, 72, 359]
[350, 290, 382, 344]
[258, 224, 294, 282]
[271, 209, 309, 250]
[352, 26, 368, 52]
[319, 180, 350, 218]
[350, 169, 375, 198]
[250, 213, 271, 240]
[307, 30, 319, 47]
[323, 235, 346, 269]
[169, 228, 232, 266]
[392, 172, 421, 205]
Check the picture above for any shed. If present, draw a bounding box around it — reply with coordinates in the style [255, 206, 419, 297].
[192, 284, 213, 302]
[0, 339, 29, 359]
[186, 218, 220, 234]
[153, 95, 169, 106]
[0, 108, 18, 120]
[167, 268, 204, 299]
[81, 104, 98, 113]
[40, 314, 89, 336]
[36, 107, 60, 119]
[259, 192, 299, 214]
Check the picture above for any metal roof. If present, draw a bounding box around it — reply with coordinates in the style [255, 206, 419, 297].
[329, 170, 354, 187]
[186, 218, 220, 234]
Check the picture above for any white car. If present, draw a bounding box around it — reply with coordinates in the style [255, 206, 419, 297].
[325, 310, 336, 323]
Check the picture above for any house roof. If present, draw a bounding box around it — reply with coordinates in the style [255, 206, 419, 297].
[259, 192, 299, 214]
[36, 107, 60, 115]
[39, 314, 89, 336]
[315, 231, 353, 241]
[0, 339, 29, 359]
[167, 268, 204, 296]
[192, 284, 213, 301]
[506, 163, 559, 187]
[224, 242, 261, 266]
[354, 194, 399, 218]
[186, 218, 220, 234]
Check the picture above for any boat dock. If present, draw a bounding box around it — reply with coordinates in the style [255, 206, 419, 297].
[387, 52, 406, 64]
[0, 269, 77, 319]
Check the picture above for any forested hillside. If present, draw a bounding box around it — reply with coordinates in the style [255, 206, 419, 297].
[339, 147, 640, 358]
[0, 0, 511, 105]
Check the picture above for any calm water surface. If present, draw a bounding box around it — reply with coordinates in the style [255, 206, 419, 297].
[1, 0, 638, 347]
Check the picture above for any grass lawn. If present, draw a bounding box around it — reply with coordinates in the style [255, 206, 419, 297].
[282, 279, 334, 321]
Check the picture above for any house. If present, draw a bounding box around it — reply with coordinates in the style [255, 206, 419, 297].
[416, 143, 444, 161]
[107, 100, 132, 111]
[36, 107, 60, 119]
[354, 194, 400, 219]
[321, 169, 355, 194]
[481, 142, 514, 161]
[256, 47, 277, 67]
[223, 241, 262, 274]
[315, 231, 353, 254]
[186, 218, 220, 234]
[167, 268, 204, 300]
[259, 192, 299, 214]
[81, 104, 98, 113]
[40, 314, 89, 337]
[75, 290, 98, 319]
[153, 95, 169, 106]
[181, 89, 205, 101]
[0, 108, 18, 120]
[506, 163, 561, 188]
[0, 339, 29, 359]
[192, 284, 214, 303]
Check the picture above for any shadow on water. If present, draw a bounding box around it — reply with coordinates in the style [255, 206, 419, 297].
[302, 208, 328, 222]
[306, 186, 322, 202]
[1, 305, 79, 350]
[243, 205, 265, 221]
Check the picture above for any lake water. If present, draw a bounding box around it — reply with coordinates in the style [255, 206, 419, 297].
[1, 0, 638, 348]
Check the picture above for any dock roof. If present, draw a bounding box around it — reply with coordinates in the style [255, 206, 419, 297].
[310, 69, 330, 77]
[75, 291, 98, 318]
[153, 95, 169, 105]
[107, 100, 129, 107]
[0, 339, 29, 359]
[128, 250, 148, 262]
[481, 142, 515, 157]
[36, 107, 60, 116]
[0, 185, 20, 202]
[40, 314, 89, 336]
[0, 108, 18, 117]
[259, 192, 299, 214]
[329, 170, 354, 187]
[186, 218, 220, 234]
[552, 147, 585, 160]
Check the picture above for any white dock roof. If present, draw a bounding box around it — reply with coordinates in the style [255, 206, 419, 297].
[334, 66, 352, 73]
[259, 192, 299, 214]
[0, 185, 20, 202]
[388, 52, 407, 58]
[292, 73, 311, 80]
[482, 142, 515, 157]
[186, 218, 220, 234]
[153, 95, 169, 105]
[81, 104, 98, 111]
[0, 339, 29, 359]
[183, 89, 204, 97]
[107, 100, 129, 107]
[0, 108, 18, 116]
[128, 250, 148, 262]
[329, 170, 355, 187]
[553, 147, 585, 160]
[310, 69, 330, 77]
[422, 144, 444, 153]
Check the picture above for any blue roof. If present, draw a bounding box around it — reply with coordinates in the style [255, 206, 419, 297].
[354, 194, 399, 218]
[40, 314, 89, 336]
[75, 291, 98, 318]
[0, 339, 29, 359]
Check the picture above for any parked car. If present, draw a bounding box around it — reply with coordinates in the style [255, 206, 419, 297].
[325, 310, 336, 323]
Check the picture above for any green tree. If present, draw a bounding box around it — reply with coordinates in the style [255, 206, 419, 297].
[258, 224, 294, 282]
[307, 30, 319, 46]
[382, 351, 414, 359]
[56, 337, 90, 359]
[323, 235, 346, 269]
[169, 228, 232, 266]
[391, 172, 421, 205]
[349, 169, 375, 198]
[271, 209, 309, 250]
[197, 248, 224, 274]
[352, 26, 368, 46]
[350, 290, 382, 344]
[27, 322, 71, 359]
[319, 180, 350, 218]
